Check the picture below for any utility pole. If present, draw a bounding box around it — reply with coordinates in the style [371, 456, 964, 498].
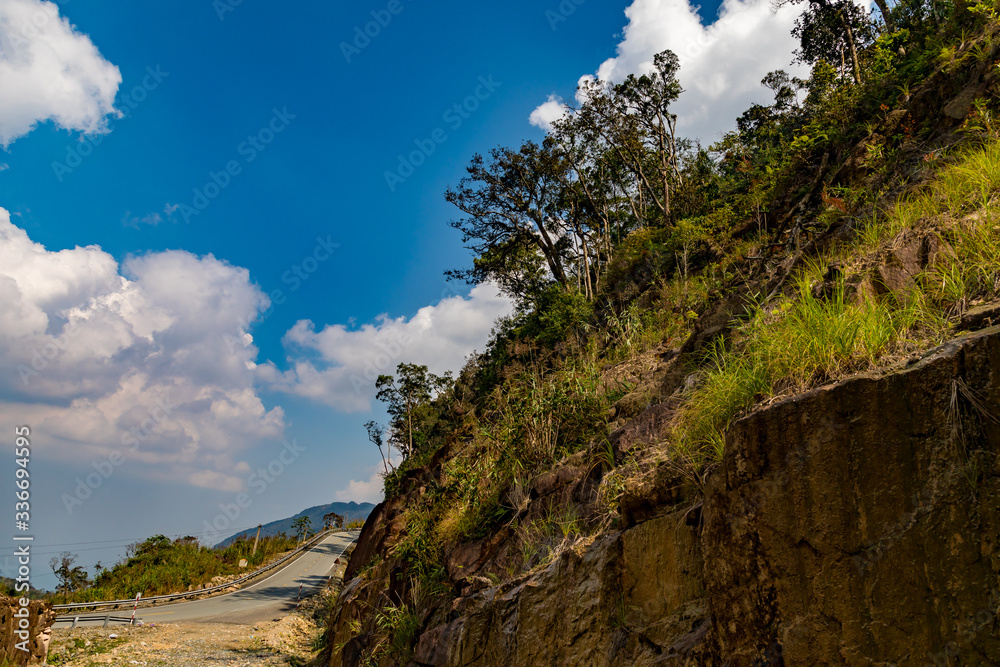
[251, 524, 261, 556]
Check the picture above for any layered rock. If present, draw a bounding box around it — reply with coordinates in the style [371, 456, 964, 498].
[703, 325, 1000, 664]
[329, 325, 1000, 666]
[0, 597, 55, 666]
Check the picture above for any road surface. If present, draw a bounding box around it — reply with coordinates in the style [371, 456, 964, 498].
[58, 531, 356, 626]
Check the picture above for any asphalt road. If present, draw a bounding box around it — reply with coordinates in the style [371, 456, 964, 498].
[58, 531, 356, 626]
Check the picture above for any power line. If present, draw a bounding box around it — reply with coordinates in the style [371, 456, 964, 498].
[0, 522, 288, 556]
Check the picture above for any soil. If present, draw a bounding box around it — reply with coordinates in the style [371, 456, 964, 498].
[46, 584, 334, 667]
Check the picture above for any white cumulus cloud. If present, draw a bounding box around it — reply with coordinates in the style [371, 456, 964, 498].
[335, 465, 387, 505]
[530, 0, 808, 144]
[0, 0, 121, 147]
[529, 94, 569, 133]
[260, 283, 515, 412]
[0, 208, 284, 492]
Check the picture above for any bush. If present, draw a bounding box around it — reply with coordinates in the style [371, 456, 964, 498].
[57, 533, 297, 602]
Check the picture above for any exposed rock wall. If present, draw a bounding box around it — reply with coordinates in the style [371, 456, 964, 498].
[703, 325, 1000, 665]
[0, 597, 55, 665]
[418, 513, 708, 667]
[330, 326, 1000, 666]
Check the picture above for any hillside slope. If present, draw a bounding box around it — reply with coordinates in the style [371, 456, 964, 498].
[323, 10, 1000, 667]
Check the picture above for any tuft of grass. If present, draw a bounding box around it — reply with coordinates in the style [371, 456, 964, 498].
[549, 505, 583, 540]
[674, 279, 942, 460]
[371, 602, 421, 663]
[676, 139, 1000, 462]
[925, 206, 1000, 308]
[934, 141, 1000, 213]
[861, 140, 1000, 250]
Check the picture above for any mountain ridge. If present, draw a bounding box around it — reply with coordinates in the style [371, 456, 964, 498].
[216, 501, 375, 547]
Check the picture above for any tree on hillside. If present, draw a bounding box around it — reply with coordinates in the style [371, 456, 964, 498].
[50, 552, 90, 595]
[775, 0, 874, 84]
[291, 516, 313, 542]
[376, 363, 453, 461]
[323, 512, 344, 530]
[365, 420, 391, 475]
[557, 49, 685, 229]
[791, 0, 876, 81]
[613, 50, 685, 223]
[445, 141, 574, 302]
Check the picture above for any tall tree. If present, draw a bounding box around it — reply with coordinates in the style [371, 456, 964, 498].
[777, 0, 873, 84]
[614, 49, 685, 224]
[562, 50, 685, 228]
[446, 141, 573, 301]
[291, 516, 313, 542]
[376, 364, 452, 460]
[790, 0, 876, 82]
[365, 420, 391, 475]
[49, 552, 90, 596]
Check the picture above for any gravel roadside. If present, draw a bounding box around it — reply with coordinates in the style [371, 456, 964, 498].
[46, 579, 337, 666]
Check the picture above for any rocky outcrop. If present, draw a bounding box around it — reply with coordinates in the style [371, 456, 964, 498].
[703, 324, 1000, 665]
[1, 597, 55, 665]
[440, 513, 708, 667]
[329, 325, 1000, 666]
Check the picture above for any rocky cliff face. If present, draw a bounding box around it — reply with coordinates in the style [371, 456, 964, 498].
[328, 324, 1000, 666]
[1, 597, 55, 665]
[704, 325, 1000, 665]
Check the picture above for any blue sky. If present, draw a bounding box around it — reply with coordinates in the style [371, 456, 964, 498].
[0, 0, 807, 588]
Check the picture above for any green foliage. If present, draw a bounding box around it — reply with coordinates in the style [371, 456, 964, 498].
[292, 515, 313, 541]
[49, 552, 90, 595]
[375, 363, 455, 471]
[54, 533, 297, 603]
[599, 226, 679, 300]
[674, 136, 1000, 459]
[373, 603, 421, 662]
[350, 15, 1000, 662]
[792, 0, 877, 74]
[675, 279, 942, 460]
[526, 286, 594, 347]
[928, 205, 1000, 306]
[861, 140, 1000, 250]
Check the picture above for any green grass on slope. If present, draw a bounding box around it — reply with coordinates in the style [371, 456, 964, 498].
[675, 139, 1000, 461]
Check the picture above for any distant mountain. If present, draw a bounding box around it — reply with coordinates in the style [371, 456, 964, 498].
[1, 577, 45, 597]
[216, 501, 375, 547]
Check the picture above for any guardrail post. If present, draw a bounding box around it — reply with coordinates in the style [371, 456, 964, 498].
[103, 614, 109, 628]
[71, 616, 78, 629]
[130, 593, 141, 625]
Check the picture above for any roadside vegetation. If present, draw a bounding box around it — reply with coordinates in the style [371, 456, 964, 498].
[342, 0, 1000, 662]
[47, 533, 298, 604]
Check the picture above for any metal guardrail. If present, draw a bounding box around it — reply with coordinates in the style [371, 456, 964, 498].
[53, 529, 357, 614]
[52, 614, 141, 628]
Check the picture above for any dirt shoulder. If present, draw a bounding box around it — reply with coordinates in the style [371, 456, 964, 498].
[47, 577, 338, 667]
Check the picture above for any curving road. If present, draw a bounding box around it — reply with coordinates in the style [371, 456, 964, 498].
[59, 531, 356, 627]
